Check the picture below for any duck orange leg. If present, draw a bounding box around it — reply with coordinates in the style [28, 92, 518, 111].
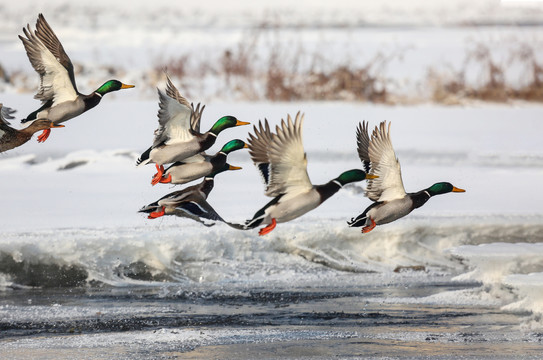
[148, 206, 165, 219]
[159, 174, 172, 184]
[362, 217, 376, 233]
[259, 218, 277, 236]
[151, 164, 165, 185]
[37, 129, 51, 143]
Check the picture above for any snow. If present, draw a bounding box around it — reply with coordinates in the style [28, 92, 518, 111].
[0, 0, 543, 343]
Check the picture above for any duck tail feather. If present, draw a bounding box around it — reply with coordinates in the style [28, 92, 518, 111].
[347, 213, 367, 227]
[136, 147, 152, 166]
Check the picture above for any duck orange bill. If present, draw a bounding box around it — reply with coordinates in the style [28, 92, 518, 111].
[51, 124, 65, 128]
[229, 165, 242, 170]
[452, 186, 466, 192]
[235, 120, 250, 126]
[366, 174, 379, 179]
[121, 83, 135, 89]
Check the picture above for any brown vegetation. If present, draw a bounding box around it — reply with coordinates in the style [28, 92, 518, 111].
[2, 32, 541, 104]
[428, 43, 543, 104]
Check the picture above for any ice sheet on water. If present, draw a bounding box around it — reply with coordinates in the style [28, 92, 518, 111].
[450, 243, 543, 328]
[0, 327, 358, 356]
[502, 273, 543, 330]
[0, 217, 541, 289]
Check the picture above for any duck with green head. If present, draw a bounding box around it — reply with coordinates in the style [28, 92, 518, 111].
[154, 139, 249, 186]
[136, 75, 249, 183]
[139, 163, 243, 227]
[348, 121, 465, 233]
[244, 112, 377, 236]
[0, 104, 64, 153]
[19, 14, 134, 142]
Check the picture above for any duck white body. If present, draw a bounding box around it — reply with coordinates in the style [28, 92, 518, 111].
[147, 138, 207, 166]
[362, 196, 421, 226]
[164, 158, 211, 184]
[261, 189, 322, 224]
[36, 98, 87, 125]
[157, 139, 247, 186]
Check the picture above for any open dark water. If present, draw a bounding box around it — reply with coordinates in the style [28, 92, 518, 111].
[1, 280, 542, 359]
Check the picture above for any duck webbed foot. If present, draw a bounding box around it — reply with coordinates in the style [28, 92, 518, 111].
[148, 206, 165, 219]
[259, 218, 277, 236]
[37, 129, 51, 143]
[159, 174, 172, 184]
[362, 218, 376, 233]
[151, 164, 165, 185]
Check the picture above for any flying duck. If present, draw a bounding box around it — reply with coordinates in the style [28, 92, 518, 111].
[0, 103, 63, 153]
[136, 75, 249, 184]
[348, 121, 465, 233]
[245, 112, 377, 236]
[153, 139, 248, 186]
[139, 163, 243, 227]
[19, 14, 134, 142]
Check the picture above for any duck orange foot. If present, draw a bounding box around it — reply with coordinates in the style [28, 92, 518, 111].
[362, 218, 376, 233]
[148, 206, 165, 219]
[151, 164, 165, 185]
[159, 174, 172, 184]
[37, 129, 51, 143]
[259, 218, 277, 236]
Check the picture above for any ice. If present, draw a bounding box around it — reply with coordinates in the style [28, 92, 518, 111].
[450, 243, 543, 284]
[449, 243, 543, 328]
[504, 272, 543, 315]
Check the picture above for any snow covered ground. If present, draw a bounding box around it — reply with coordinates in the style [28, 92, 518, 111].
[1, 0, 543, 358]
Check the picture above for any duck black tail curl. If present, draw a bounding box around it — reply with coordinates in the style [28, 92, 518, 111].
[347, 214, 366, 227]
[136, 146, 152, 166]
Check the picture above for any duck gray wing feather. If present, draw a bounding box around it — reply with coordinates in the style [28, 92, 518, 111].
[366, 121, 406, 202]
[356, 121, 371, 173]
[266, 112, 312, 198]
[19, 16, 78, 104]
[153, 75, 194, 146]
[190, 102, 205, 133]
[34, 14, 77, 92]
[177, 200, 224, 221]
[0, 104, 16, 126]
[247, 119, 273, 187]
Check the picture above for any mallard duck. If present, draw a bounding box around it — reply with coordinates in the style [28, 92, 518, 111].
[136, 75, 249, 183]
[139, 163, 243, 227]
[154, 139, 248, 185]
[0, 103, 64, 153]
[244, 112, 377, 236]
[348, 121, 465, 233]
[19, 14, 134, 142]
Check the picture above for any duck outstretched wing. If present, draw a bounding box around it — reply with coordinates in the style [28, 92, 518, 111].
[359, 121, 406, 202]
[153, 75, 195, 146]
[19, 14, 78, 104]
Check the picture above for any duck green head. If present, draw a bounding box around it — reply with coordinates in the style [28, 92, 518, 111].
[209, 163, 242, 177]
[209, 116, 250, 135]
[336, 169, 378, 186]
[220, 139, 248, 154]
[95, 80, 135, 96]
[427, 182, 466, 196]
